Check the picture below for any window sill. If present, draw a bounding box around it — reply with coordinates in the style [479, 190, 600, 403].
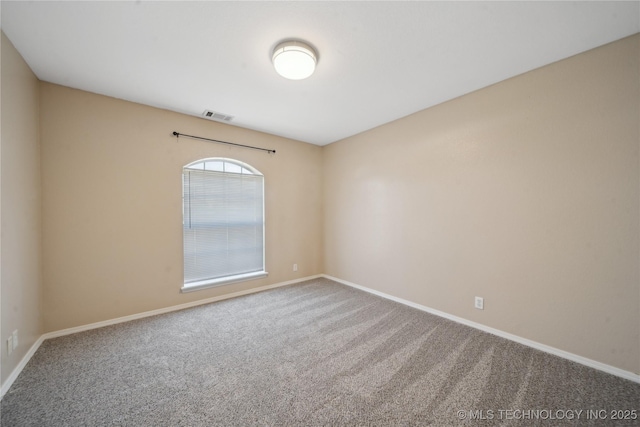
[181, 271, 269, 293]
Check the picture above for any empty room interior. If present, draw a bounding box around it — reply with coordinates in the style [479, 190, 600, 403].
[1, 1, 639, 425]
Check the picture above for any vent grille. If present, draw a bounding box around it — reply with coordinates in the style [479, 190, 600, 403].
[203, 110, 234, 122]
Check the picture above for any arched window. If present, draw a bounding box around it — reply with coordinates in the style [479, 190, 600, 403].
[182, 158, 266, 292]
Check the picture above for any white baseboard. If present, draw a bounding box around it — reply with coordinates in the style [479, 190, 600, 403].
[0, 274, 321, 399]
[323, 274, 640, 384]
[1, 335, 46, 399]
[43, 275, 321, 340]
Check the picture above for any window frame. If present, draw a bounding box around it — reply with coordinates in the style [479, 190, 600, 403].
[180, 158, 267, 293]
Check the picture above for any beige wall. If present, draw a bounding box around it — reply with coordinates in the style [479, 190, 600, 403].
[1, 32, 43, 384]
[40, 83, 323, 332]
[323, 35, 640, 373]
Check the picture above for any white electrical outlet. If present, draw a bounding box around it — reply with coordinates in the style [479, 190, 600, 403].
[12, 330, 18, 349]
[475, 297, 484, 310]
[293, 263, 298, 272]
[7, 337, 13, 355]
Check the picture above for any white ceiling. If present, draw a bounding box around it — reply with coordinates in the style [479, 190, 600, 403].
[2, 1, 638, 146]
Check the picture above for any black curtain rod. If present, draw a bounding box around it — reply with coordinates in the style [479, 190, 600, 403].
[172, 131, 276, 154]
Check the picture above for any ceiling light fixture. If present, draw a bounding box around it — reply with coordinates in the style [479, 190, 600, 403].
[272, 40, 317, 80]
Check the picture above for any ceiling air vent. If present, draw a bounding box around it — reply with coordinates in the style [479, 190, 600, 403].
[202, 110, 234, 122]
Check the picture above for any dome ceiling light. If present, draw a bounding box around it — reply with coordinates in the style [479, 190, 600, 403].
[272, 40, 317, 80]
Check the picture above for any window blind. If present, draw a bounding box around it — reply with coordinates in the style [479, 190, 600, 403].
[183, 168, 264, 284]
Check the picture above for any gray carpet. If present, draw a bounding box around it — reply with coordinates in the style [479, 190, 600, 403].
[1, 278, 639, 426]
